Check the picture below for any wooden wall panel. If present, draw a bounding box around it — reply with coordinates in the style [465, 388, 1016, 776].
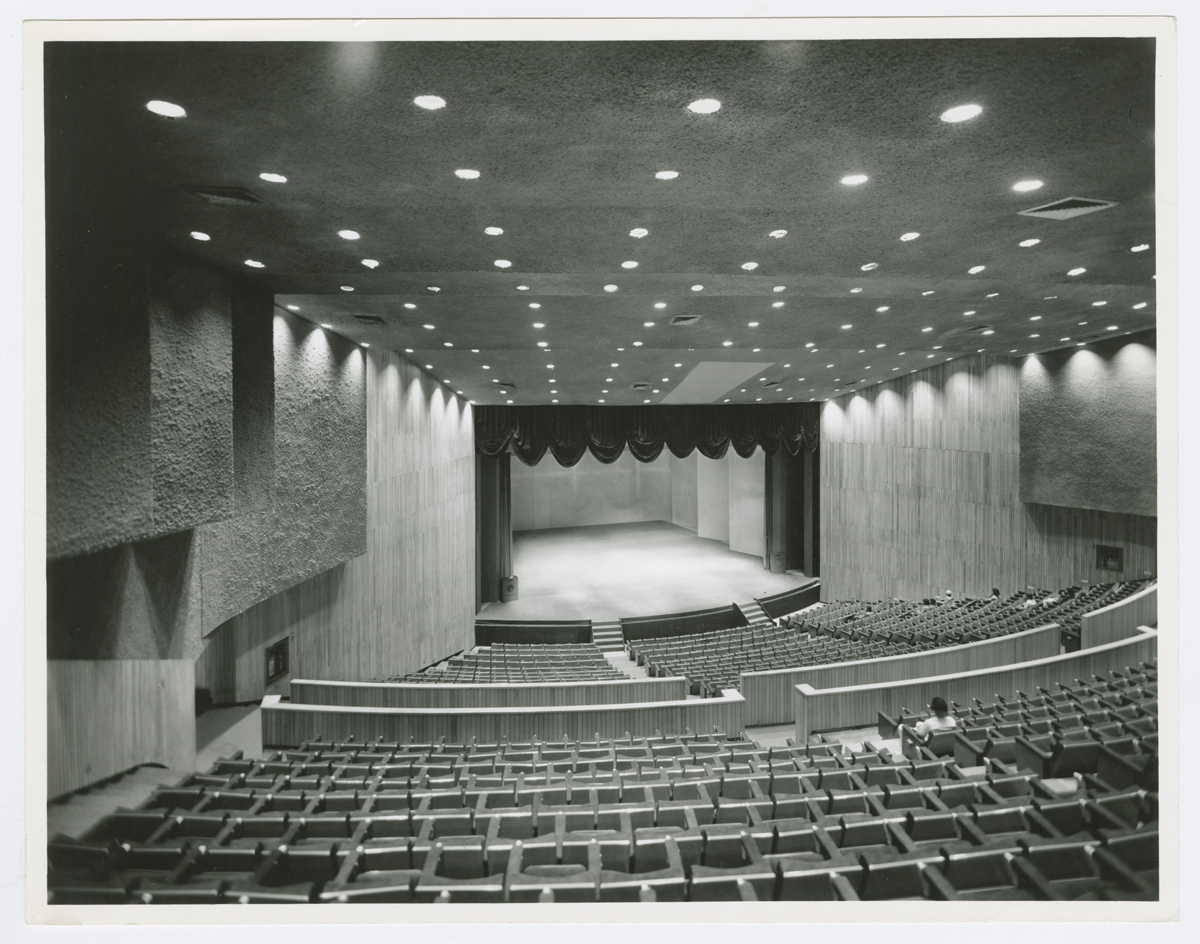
[260, 690, 746, 747]
[740, 622, 1062, 726]
[821, 354, 1158, 603]
[196, 351, 476, 703]
[290, 676, 688, 708]
[48, 660, 196, 797]
[1081, 584, 1158, 648]
[794, 627, 1157, 738]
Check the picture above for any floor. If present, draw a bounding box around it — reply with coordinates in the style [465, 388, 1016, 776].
[482, 520, 812, 622]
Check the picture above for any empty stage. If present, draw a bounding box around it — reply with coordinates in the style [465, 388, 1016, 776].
[484, 520, 811, 621]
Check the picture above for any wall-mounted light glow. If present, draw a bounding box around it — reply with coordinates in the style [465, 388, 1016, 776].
[687, 99, 721, 114]
[190, 231, 210, 241]
[940, 103, 983, 123]
[146, 100, 186, 119]
[455, 169, 480, 179]
[414, 95, 446, 110]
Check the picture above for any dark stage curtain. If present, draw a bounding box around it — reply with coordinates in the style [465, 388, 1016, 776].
[475, 453, 512, 607]
[474, 404, 820, 467]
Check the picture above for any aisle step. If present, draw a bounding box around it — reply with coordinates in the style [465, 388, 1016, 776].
[735, 601, 771, 625]
[591, 619, 625, 652]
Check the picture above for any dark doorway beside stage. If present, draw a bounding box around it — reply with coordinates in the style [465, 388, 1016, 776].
[482, 520, 811, 621]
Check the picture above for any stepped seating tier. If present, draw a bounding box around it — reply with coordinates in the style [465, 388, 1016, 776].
[49, 662, 1157, 904]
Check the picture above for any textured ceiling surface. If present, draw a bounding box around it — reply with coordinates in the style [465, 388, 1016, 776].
[47, 38, 1156, 404]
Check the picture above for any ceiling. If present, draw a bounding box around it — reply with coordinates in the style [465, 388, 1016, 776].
[48, 38, 1157, 404]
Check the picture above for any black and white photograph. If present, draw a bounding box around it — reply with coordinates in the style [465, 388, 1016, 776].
[21, 10, 1181, 926]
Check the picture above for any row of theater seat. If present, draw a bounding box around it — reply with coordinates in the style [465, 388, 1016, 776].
[392, 643, 626, 684]
[629, 582, 1151, 696]
[49, 664, 1158, 903]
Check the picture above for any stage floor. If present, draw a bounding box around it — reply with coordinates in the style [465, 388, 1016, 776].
[482, 520, 812, 622]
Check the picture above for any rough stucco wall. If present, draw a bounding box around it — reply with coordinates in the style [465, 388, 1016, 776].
[510, 449, 672, 532]
[196, 312, 367, 633]
[232, 283, 275, 514]
[670, 451, 698, 532]
[147, 253, 235, 532]
[1020, 330, 1156, 517]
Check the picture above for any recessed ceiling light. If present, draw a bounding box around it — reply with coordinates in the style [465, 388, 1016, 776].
[611, 362, 619, 367]
[940, 103, 983, 123]
[1092, 301, 1107, 306]
[606, 378, 613, 382]
[741, 262, 758, 271]
[963, 310, 976, 316]
[630, 228, 649, 238]
[724, 399, 730, 403]
[414, 95, 446, 110]
[403, 304, 416, 310]
[516, 285, 529, 291]
[494, 260, 512, 269]
[1078, 321, 1088, 326]
[922, 291, 935, 296]
[688, 99, 721, 114]
[362, 343, 370, 348]
[598, 399, 606, 403]
[655, 171, 679, 180]
[617, 348, 624, 351]
[968, 265, 986, 274]
[876, 343, 886, 348]
[1133, 302, 1148, 309]
[805, 342, 814, 348]
[532, 323, 544, 328]
[146, 99, 187, 119]
[826, 364, 834, 368]
[773, 286, 786, 293]
[190, 231, 210, 241]
[654, 302, 667, 309]
[773, 302, 785, 308]
[644, 399, 651, 404]
[1030, 316, 1042, 321]
[633, 341, 643, 347]
[842, 324, 853, 330]
[340, 285, 354, 291]
[537, 341, 548, 347]
[986, 293, 999, 298]
[604, 284, 619, 292]
[723, 341, 733, 346]
[900, 232, 920, 241]
[1019, 238, 1041, 248]
[286, 304, 299, 311]
[675, 363, 682, 367]
[692, 285, 704, 292]
[444, 342, 453, 347]
[1060, 338, 1070, 342]
[427, 286, 440, 292]
[423, 324, 435, 330]
[319, 323, 331, 328]
[1030, 334, 1040, 338]
[484, 227, 504, 236]
[921, 327, 933, 332]
[361, 259, 379, 268]
[338, 230, 360, 240]
[851, 288, 863, 294]
[455, 169, 480, 179]
[1107, 325, 1119, 331]
[933, 345, 943, 350]
[927, 354, 935, 359]
[546, 364, 554, 369]
[457, 390, 463, 395]
[1068, 268, 1086, 276]
[876, 306, 889, 313]
[769, 230, 788, 239]
[748, 321, 759, 327]
[1012, 180, 1044, 192]
[529, 303, 541, 309]
[406, 348, 414, 353]
[622, 261, 639, 269]
[552, 399, 559, 403]
[1131, 244, 1150, 252]
[644, 322, 655, 327]
[861, 263, 879, 271]
[245, 259, 265, 268]
[841, 174, 869, 185]
[1044, 296, 1057, 300]
[752, 348, 761, 352]
[471, 349, 479, 353]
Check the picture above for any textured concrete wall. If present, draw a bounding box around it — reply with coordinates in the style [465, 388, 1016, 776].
[195, 351, 475, 701]
[697, 453, 730, 543]
[511, 449, 672, 532]
[232, 283, 275, 514]
[1020, 330, 1156, 517]
[728, 450, 766, 559]
[670, 451, 698, 532]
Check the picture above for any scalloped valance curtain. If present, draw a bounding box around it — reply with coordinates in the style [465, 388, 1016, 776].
[474, 404, 820, 466]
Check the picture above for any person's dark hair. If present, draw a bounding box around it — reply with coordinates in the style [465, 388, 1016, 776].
[930, 696, 949, 714]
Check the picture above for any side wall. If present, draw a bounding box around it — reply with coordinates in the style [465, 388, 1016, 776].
[697, 453, 730, 543]
[510, 449, 671, 532]
[669, 451, 699, 532]
[195, 351, 475, 702]
[728, 450, 766, 559]
[820, 352, 1156, 601]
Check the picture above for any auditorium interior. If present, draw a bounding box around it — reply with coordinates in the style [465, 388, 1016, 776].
[40, 36, 1167, 909]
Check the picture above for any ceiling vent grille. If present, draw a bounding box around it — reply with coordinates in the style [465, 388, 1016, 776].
[183, 185, 266, 206]
[670, 315, 701, 326]
[1017, 196, 1118, 221]
[631, 382, 652, 391]
[762, 381, 781, 388]
[353, 314, 387, 325]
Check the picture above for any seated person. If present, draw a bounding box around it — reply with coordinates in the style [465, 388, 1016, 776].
[901, 696, 958, 745]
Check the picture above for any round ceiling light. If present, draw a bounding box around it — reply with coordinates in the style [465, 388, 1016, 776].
[338, 230, 360, 240]
[286, 305, 299, 311]
[968, 265, 986, 274]
[1068, 268, 1087, 276]
[529, 303, 541, 309]
[691, 285, 704, 292]
[630, 228, 649, 238]
[622, 261, 639, 269]
[1012, 180, 1044, 192]
[258, 172, 287, 184]
[413, 95, 446, 110]
[741, 262, 758, 271]
[604, 284, 619, 293]
[773, 301, 785, 308]
[244, 259, 265, 268]
[454, 169, 481, 179]
[876, 306, 889, 313]
[940, 103, 983, 123]
[404, 303, 416, 309]
[190, 231, 210, 241]
[900, 232, 920, 241]
[1133, 302, 1148, 309]
[494, 260, 512, 268]
[1019, 239, 1041, 247]
[655, 171, 679, 180]
[687, 99, 721, 114]
[1131, 244, 1150, 252]
[484, 227, 504, 236]
[146, 100, 186, 119]
[841, 174, 869, 185]
[722, 341, 733, 346]
[427, 286, 441, 292]
[516, 285, 529, 291]
[861, 263, 879, 271]
[340, 284, 354, 291]
[361, 259, 379, 268]
[654, 302, 667, 309]
[769, 230, 787, 238]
